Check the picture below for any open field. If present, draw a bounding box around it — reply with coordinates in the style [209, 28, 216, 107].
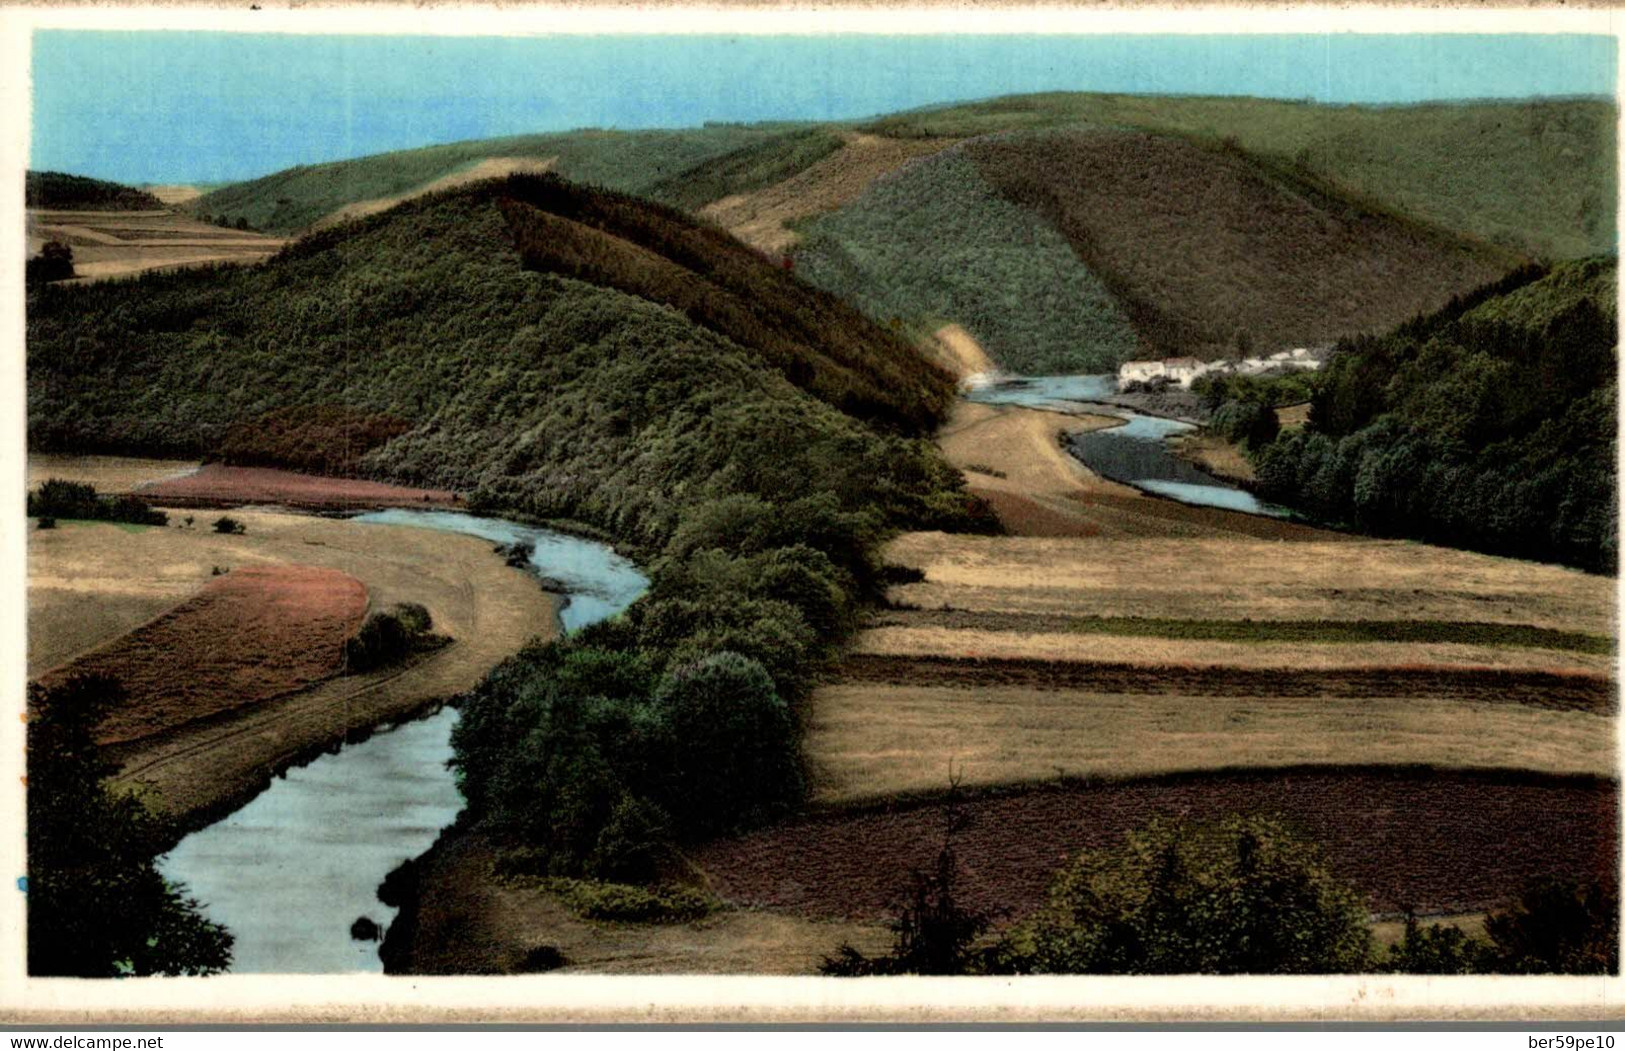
[27, 506, 559, 827]
[1169, 432, 1255, 483]
[385, 832, 888, 975]
[852, 625, 1612, 675]
[883, 531, 1615, 634]
[700, 131, 955, 254]
[694, 770, 1618, 922]
[38, 565, 367, 746]
[312, 156, 557, 229]
[28, 453, 201, 494]
[805, 682, 1613, 805]
[28, 208, 285, 282]
[139, 463, 461, 511]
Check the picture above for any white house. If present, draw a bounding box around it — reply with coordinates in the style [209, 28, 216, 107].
[1163, 356, 1204, 388]
[1118, 359, 1166, 385]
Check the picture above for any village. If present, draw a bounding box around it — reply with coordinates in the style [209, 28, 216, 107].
[1117, 346, 1329, 389]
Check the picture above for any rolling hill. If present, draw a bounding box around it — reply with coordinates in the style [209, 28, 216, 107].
[27, 174, 966, 552]
[188, 125, 805, 233]
[27, 171, 164, 211]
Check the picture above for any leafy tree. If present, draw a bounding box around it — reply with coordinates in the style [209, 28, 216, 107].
[654, 652, 803, 836]
[1483, 879, 1619, 975]
[27, 240, 76, 284]
[1003, 815, 1372, 974]
[27, 674, 233, 976]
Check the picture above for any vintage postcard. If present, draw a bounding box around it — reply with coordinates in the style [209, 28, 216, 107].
[0, 4, 1620, 1025]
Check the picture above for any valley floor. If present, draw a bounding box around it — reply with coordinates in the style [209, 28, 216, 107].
[28, 490, 560, 835]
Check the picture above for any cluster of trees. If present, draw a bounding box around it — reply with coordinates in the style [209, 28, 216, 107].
[824, 814, 1618, 976]
[27, 675, 232, 976]
[26, 241, 76, 286]
[1249, 260, 1617, 573]
[26, 170, 162, 211]
[28, 478, 168, 527]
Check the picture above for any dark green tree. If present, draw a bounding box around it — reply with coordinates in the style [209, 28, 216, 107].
[27, 674, 233, 976]
[1005, 815, 1372, 974]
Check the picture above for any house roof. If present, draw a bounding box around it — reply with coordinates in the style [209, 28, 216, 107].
[1163, 356, 1201, 367]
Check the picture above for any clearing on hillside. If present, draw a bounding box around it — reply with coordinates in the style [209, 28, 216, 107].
[312, 156, 557, 229]
[964, 129, 1514, 356]
[699, 131, 957, 255]
[138, 463, 460, 511]
[27, 207, 286, 282]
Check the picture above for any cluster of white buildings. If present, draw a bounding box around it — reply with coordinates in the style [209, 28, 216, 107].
[1117, 347, 1325, 390]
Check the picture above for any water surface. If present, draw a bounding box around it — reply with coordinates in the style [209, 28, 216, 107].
[157, 510, 648, 973]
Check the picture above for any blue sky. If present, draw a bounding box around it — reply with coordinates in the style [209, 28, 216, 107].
[31, 31, 1619, 184]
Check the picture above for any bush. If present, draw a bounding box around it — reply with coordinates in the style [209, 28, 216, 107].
[344, 603, 439, 673]
[822, 804, 991, 976]
[27, 478, 166, 527]
[212, 516, 246, 535]
[1001, 815, 1372, 974]
[1483, 878, 1619, 974]
[535, 877, 714, 924]
[1380, 912, 1486, 974]
[36, 516, 56, 530]
[516, 945, 566, 972]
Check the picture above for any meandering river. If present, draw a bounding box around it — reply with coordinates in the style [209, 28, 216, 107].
[156, 510, 648, 974]
[966, 374, 1294, 519]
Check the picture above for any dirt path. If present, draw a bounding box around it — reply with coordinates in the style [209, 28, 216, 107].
[313, 156, 558, 230]
[29, 508, 559, 831]
[700, 131, 955, 255]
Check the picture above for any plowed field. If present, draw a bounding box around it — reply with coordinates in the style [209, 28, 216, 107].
[38, 565, 367, 745]
[695, 770, 1618, 921]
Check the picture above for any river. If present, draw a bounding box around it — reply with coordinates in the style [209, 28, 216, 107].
[966, 374, 1294, 519]
[156, 510, 648, 974]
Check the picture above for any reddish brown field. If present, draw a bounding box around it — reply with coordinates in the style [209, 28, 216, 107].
[139, 463, 459, 511]
[693, 770, 1618, 923]
[39, 565, 367, 745]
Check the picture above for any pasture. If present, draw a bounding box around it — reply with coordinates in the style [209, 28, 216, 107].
[28, 207, 285, 282]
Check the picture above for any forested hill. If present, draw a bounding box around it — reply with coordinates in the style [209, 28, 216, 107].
[26, 174, 967, 554]
[27, 171, 164, 211]
[1253, 258, 1618, 574]
[181, 94, 1613, 374]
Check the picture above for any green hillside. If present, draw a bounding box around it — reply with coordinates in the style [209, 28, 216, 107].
[27, 170, 164, 211]
[190, 125, 785, 233]
[793, 146, 1140, 373]
[1254, 258, 1617, 573]
[960, 128, 1515, 357]
[644, 127, 846, 211]
[862, 93, 1617, 260]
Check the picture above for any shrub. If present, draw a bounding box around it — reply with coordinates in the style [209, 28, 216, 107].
[344, 604, 439, 673]
[1380, 912, 1486, 975]
[212, 516, 246, 535]
[1001, 815, 1372, 974]
[822, 802, 991, 976]
[27, 478, 166, 527]
[1483, 879, 1619, 975]
[516, 945, 566, 972]
[36, 516, 56, 530]
[532, 877, 715, 924]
